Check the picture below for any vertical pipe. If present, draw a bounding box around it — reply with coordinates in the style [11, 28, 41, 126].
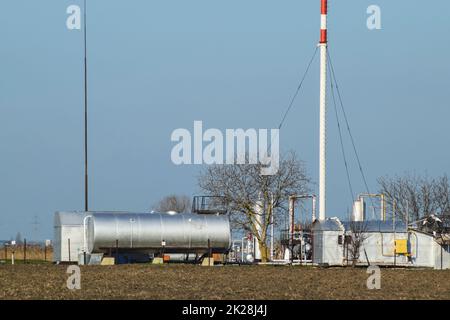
[83, 215, 92, 253]
[393, 204, 396, 266]
[394, 201, 397, 266]
[289, 197, 295, 240]
[208, 238, 211, 258]
[4, 245, 6, 261]
[300, 234, 303, 266]
[303, 240, 308, 265]
[312, 196, 317, 221]
[24, 238, 26, 264]
[288, 197, 295, 263]
[208, 238, 212, 265]
[270, 211, 274, 261]
[394, 244, 397, 267]
[115, 239, 119, 264]
[346, 240, 349, 266]
[269, 193, 274, 261]
[68, 238, 71, 262]
[241, 238, 244, 262]
[319, 0, 328, 221]
[83, 0, 89, 212]
[253, 237, 256, 262]
[130, 219, 134, 249]
[44, 244, 47, 262]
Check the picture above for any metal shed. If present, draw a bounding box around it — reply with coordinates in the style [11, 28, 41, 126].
[54, 211, 86, 263]
[343, 220, 409, 267]
[312, 218, 344, 266]
[312, 218, 450, 269]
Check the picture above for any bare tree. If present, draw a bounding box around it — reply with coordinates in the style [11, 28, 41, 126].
[346, 221, 369, 267]
[198, 151, 310, 262]
[153, 195, 191, 213]
[432, 175, 450, 228]
[378, 173, 450, 225]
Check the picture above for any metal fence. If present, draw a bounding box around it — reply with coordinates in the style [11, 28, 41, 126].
[0, 242, 53, 263]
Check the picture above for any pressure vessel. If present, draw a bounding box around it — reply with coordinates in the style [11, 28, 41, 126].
[86, 212, 231, 254]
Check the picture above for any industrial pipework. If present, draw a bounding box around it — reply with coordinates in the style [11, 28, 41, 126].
[352, 194, 387, 221]
[289, 195, 317, 236]
[288, 195, 317, 262]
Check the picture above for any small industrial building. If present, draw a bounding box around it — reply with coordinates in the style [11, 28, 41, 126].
[54, 211, 86, 263]
[312, 218, 450, 269]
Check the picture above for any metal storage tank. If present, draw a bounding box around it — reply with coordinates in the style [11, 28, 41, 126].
[86, 212, 231, 254]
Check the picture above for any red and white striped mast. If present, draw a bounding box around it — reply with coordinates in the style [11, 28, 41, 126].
[319, 0, 328, 221]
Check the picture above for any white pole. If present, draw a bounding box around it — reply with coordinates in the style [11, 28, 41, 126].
[241, 237, 245, 262]
[269, 193, 274, 261]
[312, 195, 317, 221]
[318, 43, 327, 221]
[270, 208, 274, 261]
[288, 196, 295, 262]
[318, 0, 328, 221]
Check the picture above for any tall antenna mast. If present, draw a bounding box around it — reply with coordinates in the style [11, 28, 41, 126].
[83, 0, 89, 212]
[319, 0, 328, 221]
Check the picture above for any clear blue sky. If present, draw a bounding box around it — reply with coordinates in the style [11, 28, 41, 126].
[0, 0, 449, 240]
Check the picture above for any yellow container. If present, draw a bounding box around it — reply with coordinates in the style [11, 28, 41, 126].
[395, 239, 408, 254]
[101, 257, 115, 265]
[152, 257, 164, 264]
[201, 257, 214, 266]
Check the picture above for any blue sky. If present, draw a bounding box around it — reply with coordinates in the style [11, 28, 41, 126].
[0, 0, 449, 240]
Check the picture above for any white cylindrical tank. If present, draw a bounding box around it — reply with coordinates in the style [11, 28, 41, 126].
[86, 212, 231, 254]
[352, 199, 365, 222]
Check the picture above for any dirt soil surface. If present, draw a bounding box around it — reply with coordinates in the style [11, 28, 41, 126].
[0, 264, 449, 300]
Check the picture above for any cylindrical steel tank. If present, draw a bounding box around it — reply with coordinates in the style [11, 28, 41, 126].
[86, 212, 231, 254]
